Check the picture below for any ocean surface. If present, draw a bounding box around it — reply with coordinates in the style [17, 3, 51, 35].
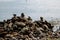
[0, 0, 60, 21]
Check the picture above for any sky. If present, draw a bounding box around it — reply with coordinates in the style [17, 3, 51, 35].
[0, 0, 60, 21]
